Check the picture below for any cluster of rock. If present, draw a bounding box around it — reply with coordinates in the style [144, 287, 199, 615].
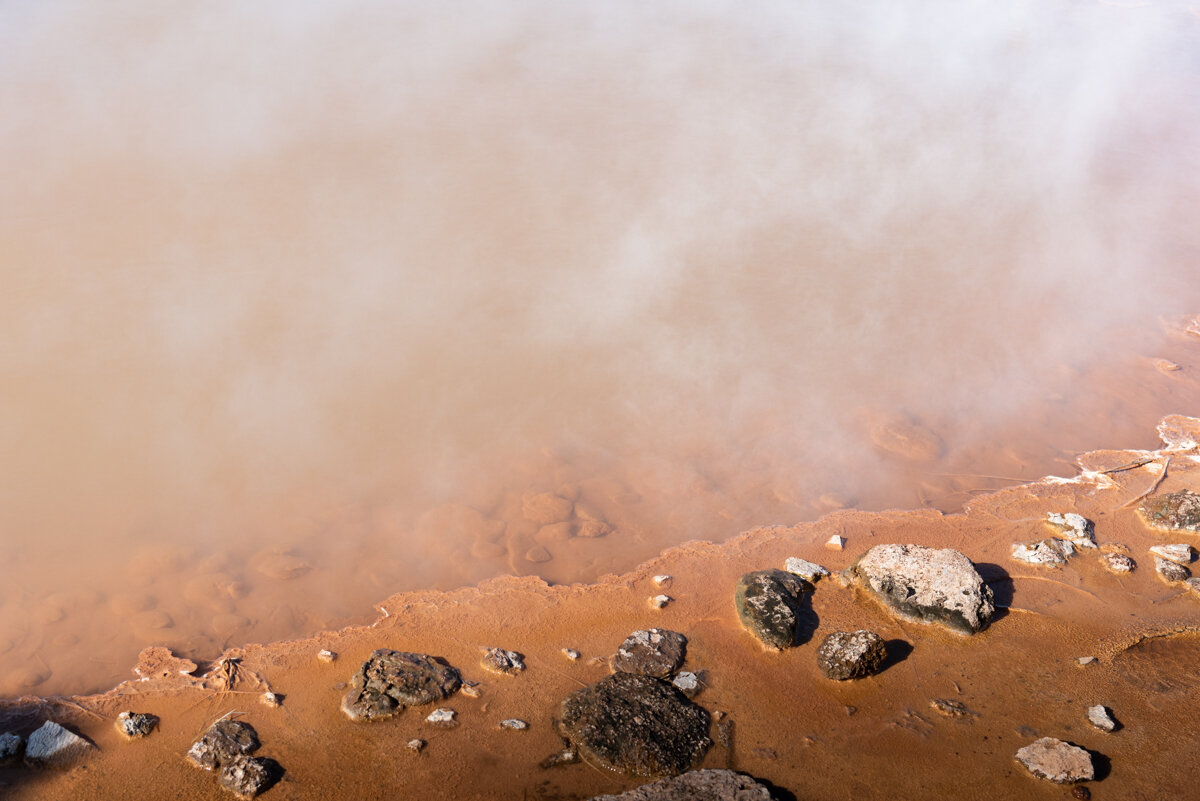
[340, 649, 461, 723]
[551, 627, 711, 777]
[186, 719, 281, 798]
[0, 721, 96, 769]
[586, 768, 773, 800]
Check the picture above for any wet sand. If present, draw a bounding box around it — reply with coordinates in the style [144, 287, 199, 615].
[4, 410, 1200, 799]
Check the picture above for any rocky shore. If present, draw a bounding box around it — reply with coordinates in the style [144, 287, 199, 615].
[2, 415, 1200, 799]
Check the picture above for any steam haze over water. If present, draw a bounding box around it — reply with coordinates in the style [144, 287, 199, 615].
[2, 0, 1199, 695]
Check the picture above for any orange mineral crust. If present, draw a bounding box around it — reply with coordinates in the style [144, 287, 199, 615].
[3, 416, 1200, 800]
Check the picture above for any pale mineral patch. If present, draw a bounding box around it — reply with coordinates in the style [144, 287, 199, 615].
[784, 557, 830, 582]
[1148, 543, 1194, 565]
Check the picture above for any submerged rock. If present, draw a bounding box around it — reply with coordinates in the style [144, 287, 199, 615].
[1139, 489, 1200, 532]
[587, 768, 772, 800]
[481, 647, 525, 675]
[612, 629, 687, 679]
[784, 557, 830, 583]
[425, 708, 457, 728]
[24, 721, 95, 768]
[500, 718, 529, 731]
[341, 650, 461, 722]
[1045, 513, 1096, 549]
[1011, 539, 1075, 567]
[115, 711, 159, 739]
[1087, 705, 1118, 733]
[1102, 552, 1136, 574]
[559, 672, 711, 778]
[1184, 577, 1200, 597]
[929, 699, 974, 718]
[1015, 737, 1094, 783]
[816, 630, 888, 680]
[734, 569, 812, 650]
[187, 720, 260, 770]
[1154, 556, 1191, 583]
[218, 756, 279, 799]
[851, 544, 994, 634]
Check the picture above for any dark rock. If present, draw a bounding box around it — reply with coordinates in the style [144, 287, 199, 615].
[1154, 556, 1191, 583]
[734, 569, 812, 650]
[187, 720, 260, 770]
[218, 755, 280, 798]
[1139, 489, 1200, 532]
[851, 544, 994, 634]
[1015, 737, 1094, 783]
[587, 768, 772, 800]
[116, 711, 159, 739]
[559, 672, 711, 778]
[23, 721, 95, 768]
[341, 649, 461, 722]
[612, 629, 687, 678]
[816, 630, 888, 680]
[0, 732, 22, 766]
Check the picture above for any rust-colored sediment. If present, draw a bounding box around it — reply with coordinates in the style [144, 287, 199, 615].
[4, 414, 1200, 800]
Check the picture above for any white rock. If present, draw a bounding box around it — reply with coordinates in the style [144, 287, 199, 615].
[650, 595, 671, 609]
[406, 738, 426, 753]
[1077, 656, 1097, 666]
[260, 691, 280, 708]
[317, 649, 337, 663]
[652, 575, 672, 586]
[23, 721, 95, 767]
[825, 535, 845, 551]
[562, 648, 581, 660]
[671, 671, 701, 697]
[1149, 543, 1194, 565]
[851, 544, 994, 634]
[784, 557, 830, 583]
[1045, 513, 1096, 548]
[1015, 737, 1094, 783]
[499, 719, 528, 731]
[1011, 538, 1074, 566]
[1087, 705, 1117, 732]
[425, 708, 457, 727]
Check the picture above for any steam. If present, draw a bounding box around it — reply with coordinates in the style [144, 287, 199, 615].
[1, 0, 1198, 560]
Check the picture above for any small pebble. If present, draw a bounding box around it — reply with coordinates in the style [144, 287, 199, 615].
[1087, 705, 1117, 733]
[825, 534, 844, 550]
[650, 594, 671, 609]
[652, 575, 672, 586]
[425, 708, 457, 728]
[481, 647, 525, 675]
[1102, 552, 1135, 574]
[1071, 786, 1091, 800]
[460, 682, 482, 699]
[317, 649, 337, 663]
[406, 738, 426, 753]
[671, 671, 701, 698]
[499, 719, 528, 731]
[562, 648, 581, 660]
[260, 692, 281, 708]
[1077, 656, 1097, 667]
[784, 557, 830, 582]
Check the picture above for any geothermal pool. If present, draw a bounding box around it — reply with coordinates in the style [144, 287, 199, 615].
[1, 0, 1199, 701]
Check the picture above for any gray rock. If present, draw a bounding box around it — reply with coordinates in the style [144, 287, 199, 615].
[115, 711, 159, 739]
[1149, 544, 1194, 565]
[851, 544, 994, 634]
[1087, 705, 1117, 733]
[816, 630, 888, 680]
[1139, 489, 1200, 532]
[1154, 556, 1191, 583]
[187, 720, 260, 770]
[341, 649, 461, 722]
[1011, 538, 1075, 567]
[500, 718, 529, 731]
[671, 671, 701, 698]
[217, 755, 279, 798]
[0, 732, 22, 766]
[1184, 577, 1200, 597]
[1015, 737, 1094, 783]
[481, 647, 525, 675]
[1045, 513, 1096, 549]
[559, 672, 711, 778]
[23, 721, 95, 768]
[612, 629, 687, 678]
[587, 768, 772, 800]
[1102, 552, 1136, 574]
[784, 557, 830, 583]
[734, 569, 812, 650]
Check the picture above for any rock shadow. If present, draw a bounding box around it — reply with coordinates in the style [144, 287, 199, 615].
[744, 772, 798, 801]
[794, 599, 820, 647]
[1083, 746, 1112, 781]
[878, 639, 914, 674]
[974, 562, 1014, 625]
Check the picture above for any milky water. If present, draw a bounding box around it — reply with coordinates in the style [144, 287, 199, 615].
[2, 0, 1199, 696]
